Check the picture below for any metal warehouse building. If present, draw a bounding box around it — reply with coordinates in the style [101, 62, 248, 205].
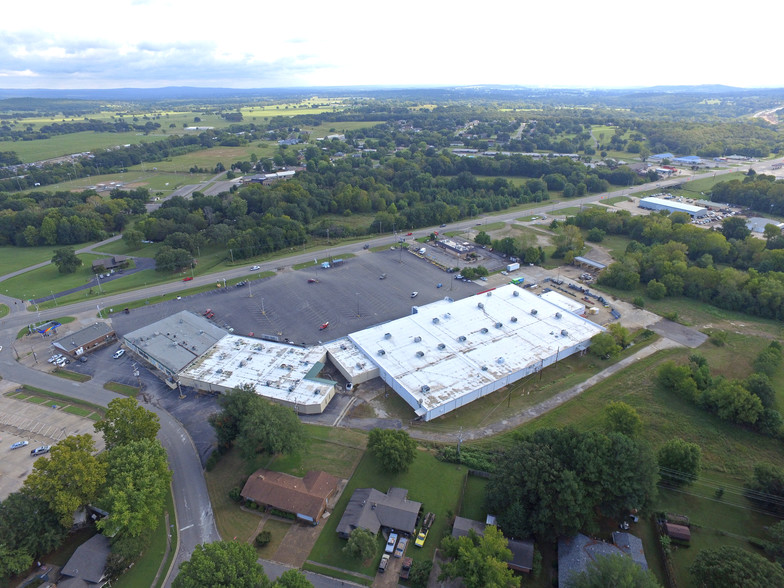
[347, 285, 604, 421]
[639, 197, 707, 218]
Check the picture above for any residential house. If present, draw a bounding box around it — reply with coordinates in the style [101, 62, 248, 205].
[241, 469, 339, 525]
[91, 255, 128, 273]
[57, 533, 110, 588]
[558, 532, 648, 587]
[451, 517, 535, 573]
[337, 487, 422, 538]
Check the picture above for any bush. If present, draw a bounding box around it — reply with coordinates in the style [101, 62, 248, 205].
[255, 530, 272, 547]
[409, 560, 433, 588]
[228, 487, 242, 503]
[205, 450, 220, 471]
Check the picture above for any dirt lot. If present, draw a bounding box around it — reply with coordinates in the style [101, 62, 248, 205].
[0, 390, 105, 500]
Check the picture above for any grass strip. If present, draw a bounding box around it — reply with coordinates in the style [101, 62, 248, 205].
[19, 385, 106, 416]
[301, 562, 373, 586]
[103, 382, 140, 397]
[51, 369, 91, 383]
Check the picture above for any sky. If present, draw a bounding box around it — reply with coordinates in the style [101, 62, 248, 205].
[1, 0, 781, 90]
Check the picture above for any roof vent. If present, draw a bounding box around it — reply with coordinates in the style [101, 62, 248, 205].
[486, 291, 492, 296]
[414, 336, 422, 343]
[511, 316, 518, 322]
[531, 309, 538, 315]
[384, 332, 391, 339]
[416, 350, 425, 357]
[497, 357, 505, 364]
[421, 385, 430, 393]
[480, 328, 489, 334]
[458, 335, 467, 342]
[340, 344, 347, 350]
[555, 312, 562, 319]
[561, 329, 568, 336]
[513, 290, 520, 297]
[377, 349, 386, 356]
[481, 365, 488, 371]
[437, 343, 446, 350]
[495, 322, 503, 329]
[477, 302, 484, 309]
[432, 317, 440, 324]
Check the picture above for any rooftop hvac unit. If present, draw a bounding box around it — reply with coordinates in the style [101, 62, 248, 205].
[414, 336, 422, 343]
[511, 316, 518, 323]
[487, 291, 492, 296]
[378, 349, 386, 356]
[497, 357, 505, 364]
[340, 344, 347, 350]
[416, 351, 425, 357]
[561, 329, 568, 336]
[266, 380, 272, 386]
[495, 322, 503, 329]
[288, 385, 295, 392]
[432, 317, 440, 324]
[555, 312, 562, 319]
[531, 309, 538, 315]
[480, 327, 489, 334]
[216, 368, 223, 374]
[437, 343, 446, 350]
[421, 385, 430, 393]
[477, 302, 484, 309]
[513, 290, 520, 296]
[481, 365, 488, 371]
[384, 332, 392, 339]
[458, 335, 467, 342]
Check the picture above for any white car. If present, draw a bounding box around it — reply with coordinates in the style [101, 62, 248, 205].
[250, 265, 260, 271]
[410, 292, 418, 298]
[113, 349, 125, 359]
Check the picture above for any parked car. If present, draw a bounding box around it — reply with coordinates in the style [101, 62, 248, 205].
[31, 445, 51, 456]
[385, 532, 398, 554]
[250, 265, 260, 271]
[113, 349, 125, 359]
[10, 440, 28, 450]
[79, 356, 88, 363]
[378, 554, 390, 573]
[410, 292, 418, 298]
[394, 536, 408, 558]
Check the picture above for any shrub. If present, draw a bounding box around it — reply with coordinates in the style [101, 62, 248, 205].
[228, 487, 242, 503]
[255, 530, 272, 547]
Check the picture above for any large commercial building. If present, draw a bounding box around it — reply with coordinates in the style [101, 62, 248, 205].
[124, 286, 603, 420]
[639, 197, 707, 218]
[347, 285, 603, 421]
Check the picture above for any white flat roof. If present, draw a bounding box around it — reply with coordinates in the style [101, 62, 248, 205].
[179, 335, 334, 406]
[348, 285, 603, 414]
[322, 338, 379, 380]
[540, 290, 586, 315]
[640, 197, 705, 214]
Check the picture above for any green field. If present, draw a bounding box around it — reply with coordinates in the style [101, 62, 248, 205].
[0, 244, 87, 276]
[0, 131, 171, 163]
[2, 253, 112, 302]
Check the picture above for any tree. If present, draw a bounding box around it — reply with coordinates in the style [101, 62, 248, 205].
[235, 399, 305, 460]
[570, 553, 661, 588]
[94, 397, 160, 449]
[438, 526, 517, 588]
[342, 527, 377, 560]
[23, 434, 106, 526]
[173, 541, 269, 588]
[51, 247, 82, 274]
[765, 520, 784, 566]
[209, 385, 258, 449]
[409, 561, 433, 588]
[0, 543, 32, 582]
[122, 229, 144, 250]
[689, 545, 784, 588]
[367, 428, 418, 473]
[0, 491, 67, 561]
[154, 245, 193, 272]
[721, 216, 752, 241]
[744, 373, 776, 408]
[604, 401, 642, 437]
[590, 332, 621, 359]
[657, 439, 701, 486]
[272, 569, 313, 588]
[97, 439, 172, 538]
[646, 279, 667, 300]
[745, 462, 784, 513]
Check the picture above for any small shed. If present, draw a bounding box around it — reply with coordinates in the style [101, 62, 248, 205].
[664, 522, 691, 542]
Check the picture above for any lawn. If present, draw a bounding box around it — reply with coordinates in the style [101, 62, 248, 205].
[103, 382, 140, 397]
[2, 253, 108, 301]
[254, 518, 292, 559]
[266, 424, 367, 479]
[0, 244, 81, 276]
[459, 474, 488, 521]
[51, 369, 91, 383]
[307, 449, 468, 576]
[0, 131, 166, 163]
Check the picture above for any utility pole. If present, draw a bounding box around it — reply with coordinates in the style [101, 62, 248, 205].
[457, 427, 464, 457]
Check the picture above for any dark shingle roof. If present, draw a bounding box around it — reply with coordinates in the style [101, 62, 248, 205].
[59, 534, 110, 586]
[337, 487, 421, 536]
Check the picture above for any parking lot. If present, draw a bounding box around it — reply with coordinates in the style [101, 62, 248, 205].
[0, 391, 105, 500]
[110, 249, 484, 346]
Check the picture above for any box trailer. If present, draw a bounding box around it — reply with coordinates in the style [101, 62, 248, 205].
[506, 262, 520, 272]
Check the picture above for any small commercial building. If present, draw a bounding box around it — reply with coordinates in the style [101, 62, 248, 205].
[53, 322, 116, 358]
[91, 255, 129, 272]
[241, 469, 338, 525]
[539, 290, 586, 316]
[639, 197, 707, 218]
[746, 217, 784, 233]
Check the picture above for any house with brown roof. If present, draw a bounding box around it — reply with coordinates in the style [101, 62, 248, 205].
[241, 469, 339, 525]
[91, 255, 129, 272]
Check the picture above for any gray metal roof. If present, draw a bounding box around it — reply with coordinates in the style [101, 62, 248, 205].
[54, 322, 114, 352]
[452, 516, 487, 538]
[123, 311, 227, 373]
[337, 487, 421, 537]
[59, 533, 110, 586]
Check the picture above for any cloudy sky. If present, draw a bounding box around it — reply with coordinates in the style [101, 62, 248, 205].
[1, 0, 780, 90]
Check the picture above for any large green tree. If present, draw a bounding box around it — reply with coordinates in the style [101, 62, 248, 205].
[235, 399, 305, 460]
[438, 526, 517, 588]
[51, 247, 82, 274]
[657, 438, 701, 486]
[342, 527, 377, 561]
[570, 553, 661, 588]
[173, 541, 268, 588]
[367, 428, 418, 473]
[97, 438, 172, 538]
[689, 545, 784, 588]
[0, 491, 66, 561]
[24, 434, 106, 526]
[94, 397, 160, 449]
[604, 401, 642, 437]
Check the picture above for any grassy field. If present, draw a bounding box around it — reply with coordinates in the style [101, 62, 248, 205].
[0, 131, 169, 163]
[0, 244, 85, 276]
[307, 449, 468, 576]
[459, 474, 489, 522]
[1, 253, 108, 301]
[266, 424, 367, 479]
